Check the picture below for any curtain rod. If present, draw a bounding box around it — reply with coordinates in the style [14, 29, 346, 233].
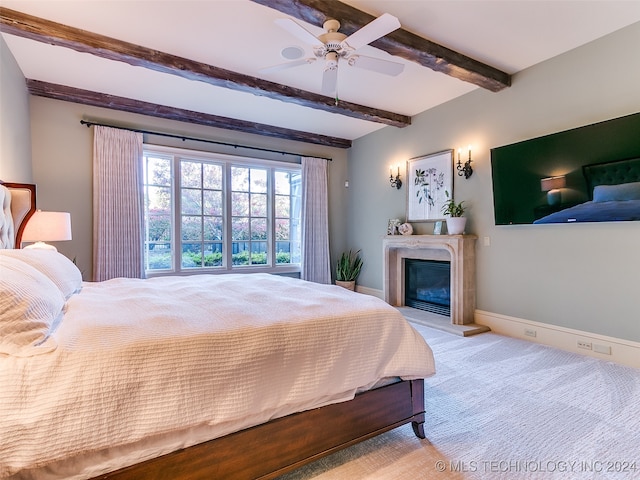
[79, 120, 332, 161]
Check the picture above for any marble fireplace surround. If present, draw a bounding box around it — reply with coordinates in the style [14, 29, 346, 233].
[383, 235, 478, 326]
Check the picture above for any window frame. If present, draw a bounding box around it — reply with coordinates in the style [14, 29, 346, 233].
[143, 144, 302, 277]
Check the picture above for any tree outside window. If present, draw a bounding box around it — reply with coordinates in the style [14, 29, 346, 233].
[142, 147, 301, 275]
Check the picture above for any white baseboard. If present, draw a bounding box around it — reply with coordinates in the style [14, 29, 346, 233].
[475, 310, 640, 369]
[354, 288, 639, 369]
[355, 285, 384, 299]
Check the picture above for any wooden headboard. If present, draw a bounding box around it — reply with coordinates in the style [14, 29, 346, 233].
[583, 157, 640, 200]
[0, 182, 36, 248]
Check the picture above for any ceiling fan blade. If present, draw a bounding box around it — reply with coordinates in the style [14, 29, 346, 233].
[347, 55, 404, 76]
[259, 58, 316, 74]
[321, 68, 338, 94]
[340, 13, 400, 51]
[274, 18, 321, 46]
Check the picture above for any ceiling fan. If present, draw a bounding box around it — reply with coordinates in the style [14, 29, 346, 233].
[261, 13, 404, 95]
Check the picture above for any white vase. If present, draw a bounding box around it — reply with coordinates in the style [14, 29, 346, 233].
[446, 217, 467, 235]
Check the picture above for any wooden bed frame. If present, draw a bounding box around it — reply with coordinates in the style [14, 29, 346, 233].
[2, 182, 427, 479]
[94, 379, 425, 480]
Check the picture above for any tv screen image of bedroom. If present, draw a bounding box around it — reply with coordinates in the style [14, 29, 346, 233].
[490, 112, 640, 225]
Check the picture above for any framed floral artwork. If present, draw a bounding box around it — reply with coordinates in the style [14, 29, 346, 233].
[406, 149, 453, 222]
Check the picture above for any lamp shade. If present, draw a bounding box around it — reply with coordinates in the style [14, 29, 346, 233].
[22, 210, 72, 242]
[540, 175, 566, 192]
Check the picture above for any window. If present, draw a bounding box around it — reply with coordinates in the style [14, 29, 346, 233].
[143, 146, 301, 275]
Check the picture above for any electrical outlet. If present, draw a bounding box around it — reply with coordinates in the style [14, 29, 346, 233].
[593, 344, 612, 355]
[524, 329, 537, 338]
[577, 340, 592, 350]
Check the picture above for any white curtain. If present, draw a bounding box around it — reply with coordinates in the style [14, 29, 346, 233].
[93, 126, 144, 281]
[301, 157, 331, 284]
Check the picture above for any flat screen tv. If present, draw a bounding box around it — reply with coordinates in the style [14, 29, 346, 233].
[490, 112, 640, 225]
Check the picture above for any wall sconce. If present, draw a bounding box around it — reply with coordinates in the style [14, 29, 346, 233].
[21, 210, 72, 251]
[540, 175, 566, 205]
[456, 145, 473, 179]
[389, 165, 402, 189]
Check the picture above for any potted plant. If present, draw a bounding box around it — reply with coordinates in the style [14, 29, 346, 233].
[441, 192, 467, 235]
[335, 249, 363, 291]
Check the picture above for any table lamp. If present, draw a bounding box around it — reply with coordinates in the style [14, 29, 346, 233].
[21, 210, 72, 251]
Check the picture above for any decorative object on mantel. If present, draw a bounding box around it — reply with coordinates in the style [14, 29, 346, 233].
[407, 150, 453, 222]
[446, 217, 467, 235]
[433, 221, 443, 235]
[335, 249, 363, 291]
[387, 218, 401, 235]
[456, 145, 473, 179]
[397, 222, 413, 235]
[441, 191, 467, 235]
[389, 165, 402, 189]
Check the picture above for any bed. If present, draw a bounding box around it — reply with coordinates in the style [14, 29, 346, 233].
[534, 157, 640, 224]
[0, 182, 435, 480]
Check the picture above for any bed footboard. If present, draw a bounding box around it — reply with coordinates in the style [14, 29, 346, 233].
[94, 378, 426, 480]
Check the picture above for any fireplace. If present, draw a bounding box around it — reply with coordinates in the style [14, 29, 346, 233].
[383, 235, 488, 335]
[404, 259, 451, 316]
[382, 234, 477, 326]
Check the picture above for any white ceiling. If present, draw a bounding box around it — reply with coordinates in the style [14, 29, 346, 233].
[3, 0, 640, 143]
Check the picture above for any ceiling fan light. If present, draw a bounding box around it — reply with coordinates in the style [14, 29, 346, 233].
[325, 51, 339, 71]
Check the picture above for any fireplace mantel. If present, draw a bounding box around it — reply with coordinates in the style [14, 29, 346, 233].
[383, 235, 477, 326]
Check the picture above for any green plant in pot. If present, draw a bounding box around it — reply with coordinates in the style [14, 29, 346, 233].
[335, 249, 363, 291]
[441, 191, 467, 234]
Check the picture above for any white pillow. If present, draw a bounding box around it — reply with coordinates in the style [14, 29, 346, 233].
[0, 255, 64, 356]
[0, 249, 82, 299]
[592, 181, 640, 202]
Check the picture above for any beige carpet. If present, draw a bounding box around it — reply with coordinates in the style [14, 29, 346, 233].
[278, 322, 640, 479]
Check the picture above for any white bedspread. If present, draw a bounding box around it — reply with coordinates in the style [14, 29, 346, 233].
[0, 273, 435, 479]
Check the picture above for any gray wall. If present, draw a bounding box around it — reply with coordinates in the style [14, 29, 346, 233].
[28, 98, 349, 280]
[347, 23, 640, 342]
[0, 36, 32, 182]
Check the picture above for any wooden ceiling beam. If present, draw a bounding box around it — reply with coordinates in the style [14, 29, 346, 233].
[251, 0, 511, 92]
[0, 6, 410, 130]
[27, 80, 352, 148]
